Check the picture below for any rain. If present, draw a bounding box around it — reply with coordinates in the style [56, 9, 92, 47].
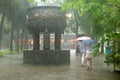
[0, 0, 120, 80]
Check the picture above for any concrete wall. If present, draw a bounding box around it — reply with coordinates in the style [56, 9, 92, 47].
[24, 50, 70, 65]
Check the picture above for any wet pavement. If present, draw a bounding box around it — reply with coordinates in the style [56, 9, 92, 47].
[0, 50, 119, 80]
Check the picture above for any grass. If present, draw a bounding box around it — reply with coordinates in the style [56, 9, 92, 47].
[0, 49, 18, 57]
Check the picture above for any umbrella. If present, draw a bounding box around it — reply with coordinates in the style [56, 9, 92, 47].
[76, 36, 91, 40]
[81, 39, 95, 45]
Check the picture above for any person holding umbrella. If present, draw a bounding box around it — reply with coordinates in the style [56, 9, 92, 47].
[82, 39, 95, 70]
[78, 40, 85, 66]
[77, 36, 91, 67]
[77, 36, 95, 69]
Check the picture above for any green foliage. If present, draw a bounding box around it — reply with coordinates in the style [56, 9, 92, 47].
[92, 36, 109, 56]
[93, 32, 120, 70]
[41, 0, 45, 2]
[104, 52, 120, 69]
[0, 51, 5, 57]
[0, 49, 10, 57]
[0, 49, 18, 57]
[27, 0, 35, 2]
[92, 42, 100, 57]
[63, 0, 120, 70]
[62, 0, 120, 36]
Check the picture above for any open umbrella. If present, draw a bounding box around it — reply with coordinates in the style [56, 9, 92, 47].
[81, 39, 96, 45]
[76, 36, 91, 41]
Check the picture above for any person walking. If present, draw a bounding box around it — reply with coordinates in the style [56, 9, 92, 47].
[85, 44, 93, 70]
[75, 41, 80, 56]
[78, 40, 86, 66]
[77, 36, 95, 69]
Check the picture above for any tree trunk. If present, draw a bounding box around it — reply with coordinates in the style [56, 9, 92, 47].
[100, 42, 104, 54]
[0, 12, 5, 49]
[16, 29, 20, 52]
[24, 36, 28, 50]
[73, 10, 79, 36]
[24, 30, 28, 50]
[10, 25, 14, 51]
[20, 28, 24, 50]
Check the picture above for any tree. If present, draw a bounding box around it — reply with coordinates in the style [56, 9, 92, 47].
[62, 0, 120, 55]
[0, 0, 30, 51]
[62, 0, 120, 35]
[62, 0, 96, 36]
[7, 0, 30, 51]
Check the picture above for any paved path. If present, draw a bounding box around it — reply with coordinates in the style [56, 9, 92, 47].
[0, 50, 119, 80]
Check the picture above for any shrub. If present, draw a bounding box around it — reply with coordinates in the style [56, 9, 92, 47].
[0, 49, 18, 57]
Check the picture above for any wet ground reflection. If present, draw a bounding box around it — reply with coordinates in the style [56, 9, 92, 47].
[0, 50, 119, 80]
